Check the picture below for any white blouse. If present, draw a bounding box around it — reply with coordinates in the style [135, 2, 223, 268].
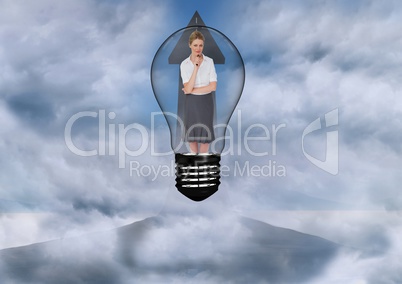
[180, 54, 217, 95]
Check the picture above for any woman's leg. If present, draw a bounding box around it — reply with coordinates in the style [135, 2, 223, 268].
[199, 143, 209, 153]
[189, 142, 198, 154]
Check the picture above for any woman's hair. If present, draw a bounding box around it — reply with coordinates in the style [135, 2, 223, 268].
[189, 31, 205, 45]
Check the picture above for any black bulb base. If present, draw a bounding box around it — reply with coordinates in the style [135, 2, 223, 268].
[175, 153, 221, 202]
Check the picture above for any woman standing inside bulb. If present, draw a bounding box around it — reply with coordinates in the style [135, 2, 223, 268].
[180, 31, 217, 154]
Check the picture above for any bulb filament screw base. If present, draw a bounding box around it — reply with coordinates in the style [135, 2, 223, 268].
[175, 153, 221, 201]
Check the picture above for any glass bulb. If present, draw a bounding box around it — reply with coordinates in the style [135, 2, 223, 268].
[151, 26, 245, 201]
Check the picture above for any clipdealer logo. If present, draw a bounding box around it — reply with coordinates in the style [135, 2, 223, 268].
[129, 159, 286, 181]
[64, 109, 339, 177]
[302, 109, 339, 175]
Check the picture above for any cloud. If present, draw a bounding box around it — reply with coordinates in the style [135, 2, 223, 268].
[0, 0, 173, 249]
[0, 0, 169, 134]
[1, 0, 402, 282]
[0, 210, 340, 283]
[212, 1, 402, 281]
[245, 210, 402, 283]
[3, 199, 400, 283]
[207, 0, 402, 211]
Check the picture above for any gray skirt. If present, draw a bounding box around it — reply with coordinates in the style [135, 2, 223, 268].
[184, 93, 215, 143]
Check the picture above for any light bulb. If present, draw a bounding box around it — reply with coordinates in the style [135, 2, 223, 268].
[151, 25, 245, 201]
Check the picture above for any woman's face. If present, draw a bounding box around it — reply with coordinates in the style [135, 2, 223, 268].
[189, 39, 204, 56]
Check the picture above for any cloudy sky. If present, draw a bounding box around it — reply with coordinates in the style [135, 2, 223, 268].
[1, 0, 401, 283]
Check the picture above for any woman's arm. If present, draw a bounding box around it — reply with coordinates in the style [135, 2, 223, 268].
[183, 56, 202, 94]
[191, 81, 217, 94]
[183, 68, 198, 94]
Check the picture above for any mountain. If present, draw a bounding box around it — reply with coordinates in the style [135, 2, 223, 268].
[0, 214, 339, 283]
